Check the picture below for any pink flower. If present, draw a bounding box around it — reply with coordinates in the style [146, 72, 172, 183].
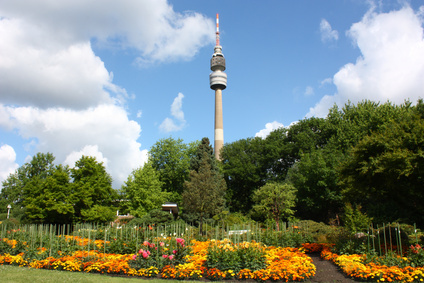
[160, 242, 165, 247]
[169, 255, 174, 260]
[162, 254, 168, 259]
[143, 241, 149, 246]
[142, 251, 149, 258]
[176, 238, 185, 246]
[173, 250, 177, 254]
[146, 250, 151, 255]
[138, 249, 143, 254]
[132, 254, 137, 260]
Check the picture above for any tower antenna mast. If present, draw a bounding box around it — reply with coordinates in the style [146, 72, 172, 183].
[209, 13, 227, 160]
[216, 13, 220, 46]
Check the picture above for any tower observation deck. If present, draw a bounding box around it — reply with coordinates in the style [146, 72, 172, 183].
[210, 14, 227, 160]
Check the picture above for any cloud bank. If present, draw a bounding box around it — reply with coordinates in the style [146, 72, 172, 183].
[0, 0, 214, 188]
[308, 5, 424, 117]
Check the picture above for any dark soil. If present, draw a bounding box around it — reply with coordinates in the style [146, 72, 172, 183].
[304, 254, 360, 283]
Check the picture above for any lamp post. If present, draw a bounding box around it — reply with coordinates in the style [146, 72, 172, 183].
[7, 204, 11, 219]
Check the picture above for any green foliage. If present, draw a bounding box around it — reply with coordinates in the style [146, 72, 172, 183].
[341, 203, 372, 234]
[220, 137, 267, 212]
[333, 229, 368, 255]
[205, 242, 266, 273]
[286, 147, 344, 222]
[182, 138, 226, 235]
[81, 205, 116, 223]
[136, 209, 175, 225]
[260, 228, 310, 247]
[295, 220, 342, 243]
[149, 137, 199, 201]
[1, 153, 118, 224]
[121, 161, 170, 218]
[252, 182, 296, 230]
[339, 104, 424, 225]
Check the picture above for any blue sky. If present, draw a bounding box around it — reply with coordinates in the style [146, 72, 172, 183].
[1, 0, 424, 189]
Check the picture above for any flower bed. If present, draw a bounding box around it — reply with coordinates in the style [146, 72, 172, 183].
[321, 246, 424, 282]
[0, 238, 315, 281]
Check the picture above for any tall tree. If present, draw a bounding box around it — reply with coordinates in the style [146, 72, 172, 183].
[149, 137, 199, 202]
[221, 137, 267, 212]
[122, 161, 170, 218]
[23, 164, 74, 224]
[252, 182, 297, 231]
[286, 147, 344, 222]
[339, 106, 424, 225]
[0, 153, 57, 222]
[71, 156, 118, 222]
[182, 138, 226, 234]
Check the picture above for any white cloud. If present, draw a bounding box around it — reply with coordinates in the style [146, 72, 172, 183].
[0, 1, 214, 109]
[304, 86, 314, 96]
[320, 19, 339, 42]
[159, 93, 186, 132]
[64, 145, 109, 168]
[0, 104, 148, 188]
[255, 121, 285, 139]
[136, 110, 142, 118]
[308, 5, 424, 117]
[0, 144, 19, 188]
[0, 0, 214, 66]
[0, 0, 212, 188]
[320, 77, 333, 86]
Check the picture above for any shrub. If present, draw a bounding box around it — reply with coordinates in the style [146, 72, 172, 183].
[341, 203, 372, 234]
[205, 241, 266, 273]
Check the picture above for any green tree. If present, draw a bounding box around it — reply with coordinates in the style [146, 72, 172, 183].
[286, 147, 344, 222]
[121, 161, 170, 218]
[149, 137, 199, 203]
[252, 182, 297, 231]
[182, 138, 226, 234]
[23, 164, 74, 224]
[71, 156, 118, 222]
[339, 105, 424, 225]
[0, 153, 77, 224]
[221, 137, 267, 212]
[326, 100, 408, 152]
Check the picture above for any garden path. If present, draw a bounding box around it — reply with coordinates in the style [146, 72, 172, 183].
[305, 254, 360, 283]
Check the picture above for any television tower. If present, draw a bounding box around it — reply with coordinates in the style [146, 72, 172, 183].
[210, 13, 227, 160]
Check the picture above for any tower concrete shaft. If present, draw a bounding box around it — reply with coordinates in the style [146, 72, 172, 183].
[214, 88, 223, 160]
[209, 14, 227, 160]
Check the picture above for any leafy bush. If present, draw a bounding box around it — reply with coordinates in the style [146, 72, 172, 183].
[205, 241, 266, 273]
[295, 220, 342, 243]
[260, 227, 312, 247]
[341, 203, 372, 234]
[137, 209, 174, 225]
[334, 228, 368, 255]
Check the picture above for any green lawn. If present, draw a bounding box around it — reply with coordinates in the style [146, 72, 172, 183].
[0, 265, 196, 283]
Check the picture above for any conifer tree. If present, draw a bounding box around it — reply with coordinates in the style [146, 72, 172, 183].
[182, 138, 226, 234]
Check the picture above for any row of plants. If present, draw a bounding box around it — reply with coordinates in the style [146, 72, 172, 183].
[0, 237, 316, 281]
[321, 244, 424, 282]
[1, 221, 424, 282]
[0, 221, 319, 256]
